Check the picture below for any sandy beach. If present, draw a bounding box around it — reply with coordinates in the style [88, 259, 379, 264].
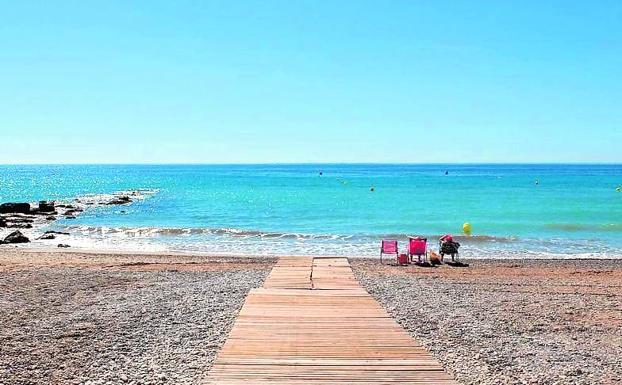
[1, 250, 621, 384]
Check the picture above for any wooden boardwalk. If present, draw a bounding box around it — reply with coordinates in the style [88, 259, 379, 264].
[204, 257, 459, 384]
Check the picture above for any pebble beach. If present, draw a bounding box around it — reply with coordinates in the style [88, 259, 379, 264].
[352, 258, 622, 385]
[2, 250, 622, 384]
[0, 250, 275, 385]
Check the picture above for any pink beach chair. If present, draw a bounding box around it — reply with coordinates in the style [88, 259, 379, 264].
[407, 237, 428, 263]
[380, 239, 398, 264]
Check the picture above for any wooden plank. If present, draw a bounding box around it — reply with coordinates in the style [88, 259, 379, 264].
[203, 257, 459, 384]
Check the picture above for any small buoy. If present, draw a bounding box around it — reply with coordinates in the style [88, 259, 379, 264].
[463, 222, 472, 235]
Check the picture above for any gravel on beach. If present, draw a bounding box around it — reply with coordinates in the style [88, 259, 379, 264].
[0, 250, 274, 385]
[4, 250, 622, 385]
[352, 258, 622, 385]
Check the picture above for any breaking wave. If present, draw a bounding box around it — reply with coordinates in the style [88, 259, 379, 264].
[58, 225, 519, 244]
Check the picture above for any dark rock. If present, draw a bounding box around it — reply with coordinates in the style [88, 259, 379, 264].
[107, 196, 132, 205]
[39, 233, 56, 240]
[63, 208, 83, 216]
[4, 215, 34, 223]
[65, 215, 76, 219]
[43, 230, 70, 236]
[0, 203, 31, 214]
[38, 201, 55, 212]
[46, 216, 56, 221]
[31, 210, 58, 216]
[2, 230, 30, 244]
[57, 244, 70, 248]
[7, 223, 33, 229]
[0, 218, 6, 227]
[64, 209, 81, 217]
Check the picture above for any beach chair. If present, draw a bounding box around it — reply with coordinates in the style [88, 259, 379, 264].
[380, 239, 398, 264]
[439, 234, 460, 262]
[407, 237, 428, 263]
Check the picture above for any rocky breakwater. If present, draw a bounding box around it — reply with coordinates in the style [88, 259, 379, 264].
[0, 190, 156, 247]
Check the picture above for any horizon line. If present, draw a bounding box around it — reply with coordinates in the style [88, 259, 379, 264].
[2, 161, 622, 166]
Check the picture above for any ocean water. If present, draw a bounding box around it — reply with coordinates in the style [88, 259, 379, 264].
[1, 164, 621, 258]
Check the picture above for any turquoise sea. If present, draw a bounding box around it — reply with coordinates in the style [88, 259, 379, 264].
[1, 164, 621, 258]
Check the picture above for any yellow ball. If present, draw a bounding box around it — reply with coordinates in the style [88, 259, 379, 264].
[463, 222, 472, 234]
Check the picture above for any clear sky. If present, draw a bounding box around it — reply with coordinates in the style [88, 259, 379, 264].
[1, 0, 621, 164]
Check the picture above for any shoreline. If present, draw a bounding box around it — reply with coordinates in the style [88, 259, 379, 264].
[3, 244, 622, 261]
[3, 190, 622, 261]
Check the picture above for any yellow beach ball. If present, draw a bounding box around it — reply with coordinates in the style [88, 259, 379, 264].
[463, 222, 472, 235]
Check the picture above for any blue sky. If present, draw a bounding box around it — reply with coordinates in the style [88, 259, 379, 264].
[1, 0, 621, 163]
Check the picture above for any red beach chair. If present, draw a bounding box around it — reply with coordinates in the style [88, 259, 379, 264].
[407, 237, 428, 263]
[380, 239, 398, 264]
